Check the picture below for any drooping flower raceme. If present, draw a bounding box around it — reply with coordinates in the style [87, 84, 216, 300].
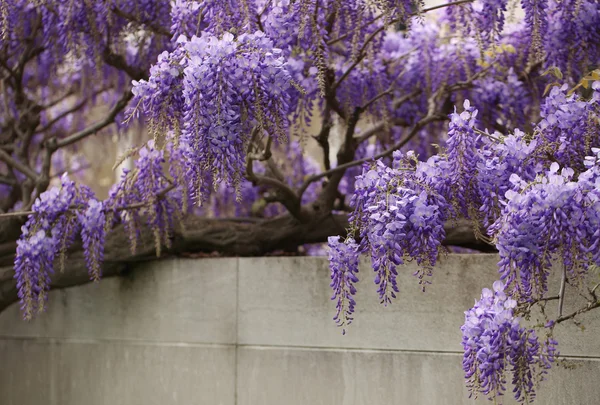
[132, 32, 294, 198]
[14, 175, 97, 319]
[345, 151, 448, 305]
[536, 83, 600, 171]
[521, 0, 548, 61]
[446, 100, 481, 219]
[79, 199, 106, 282]
[130, 46, 187, 138]
[328, 236, 360, 334]
[461, 280, 557, 403]
[106, 139, 185, 257]
[494, 151, 600, 301]
[170, 0, 258, 38]
[477, 129, 541, 229]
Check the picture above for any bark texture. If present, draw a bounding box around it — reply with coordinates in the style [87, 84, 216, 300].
[0, 213, 492, 314]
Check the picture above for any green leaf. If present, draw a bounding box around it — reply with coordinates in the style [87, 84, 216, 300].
[542, 66, 563, 80]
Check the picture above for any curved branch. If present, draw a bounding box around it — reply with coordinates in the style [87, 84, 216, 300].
[245, 128, 305, 220]
[37, 86, 112, 134]
[102, 49, 147, 81]
[326, 0, 476, 46]
[556, 300, 600, 324]
[0, 212, 492, 314]
[298, 71, 488, 199]
[0, 148, 38, 180]
[111, 6, 172, 37]
[299, 112, 446, 198]
[53, 91, 133, 149]
[0, 212, 347, 313]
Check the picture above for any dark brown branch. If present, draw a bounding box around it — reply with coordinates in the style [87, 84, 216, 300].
[311, 77, 418, 210]
[314, 106, 333, 171]
[0, 212, 491, 314]
[256, 138, 286, 182]
[42, 89, 79, 109]
[332, 55, 365, 92]
[0, 210, 33, 219]
[353, 90, 421, 144]
[245, 129, 304, 220]
[316, 107, 362, 210]
[360, 85, 394, 111]
[111, 6, 172, 37]
[102, 49, 146, 81]
[0, 176, 16, 186]
[299, 70, 488, 199]
[38, 99, 88, 133]
[0, 148, 37, 180]
[0, 212, 346, 313]
[53, 91, 133, 149]
[299, 112, 445, 198]
[355, 117, 412, 144]
[558, 263, 567, 317]
[326, 0, 476, 46]
[556, 300, 600, 324]
[37, 87, 113, 134]
[0, 56, 17, 82]
[419, 0, 476, 13]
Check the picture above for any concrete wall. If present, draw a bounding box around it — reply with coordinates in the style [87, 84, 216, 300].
[0, 255, 599, 405]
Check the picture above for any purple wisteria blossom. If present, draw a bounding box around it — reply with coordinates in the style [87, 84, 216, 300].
[446, 100, 481, 219]
[79, 199, 106, 282]
[345, 151, 447, 304]
[461, 280, 557, 403]
[477, 129, 540, 228]
[106, 140, 184, 256]
[328, 236, 360, 334]
[14, 175, 95, 319]
[132, 32, 293, 197]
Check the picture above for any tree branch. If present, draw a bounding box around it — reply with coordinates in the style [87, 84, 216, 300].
[0, 148, 37, 180]
[111, 6, 172, 37]
[0, 212, 346, 313]
[53, 91, 133, 149]
[298, 71, 488, 200]
[299, 111, 446, 198]
[245, 128, 305, 220]
[102, 49, 146, 81]
[326, 0, 476, 46]
[556, 300, 600, 324]
[558, 263, 567, 318]
[0, 212, 492, 314]
[37, 86, 112, 134]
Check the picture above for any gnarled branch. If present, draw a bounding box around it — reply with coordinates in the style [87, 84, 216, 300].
[0, 212, 492, 314]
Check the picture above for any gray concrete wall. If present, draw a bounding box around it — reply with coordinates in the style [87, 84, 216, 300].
[0, 255, 599, 405]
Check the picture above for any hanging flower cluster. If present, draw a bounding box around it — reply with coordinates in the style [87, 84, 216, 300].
[78, 199, 106, 282]
[445, 100, 481, 219]
[495, 158, 600, 301]
[545, 0, 600, 78]
[106, 140, 185, 257]
[521, 0, 548, 61]
[461, 280, 558, 403]
[328, 236, 360, 334]
[170, 0, 258, 38]
[14, 175, 102, 319]
[343, 151, 448, 305]
[536, 83, 600, 171]
[477, 129, 540, 228]
[132, 32, 293, 196]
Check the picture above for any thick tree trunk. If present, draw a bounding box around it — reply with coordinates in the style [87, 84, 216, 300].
[0, 213, 493, 314]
